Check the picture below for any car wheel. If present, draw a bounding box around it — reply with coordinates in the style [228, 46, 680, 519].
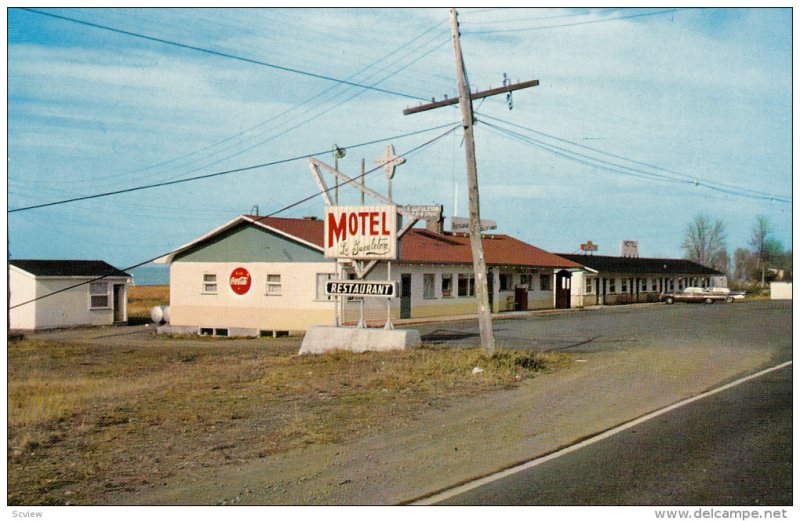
[704, 297, 714, 304]
[726, 296, 734, 303]
[665, 297, 674, 304]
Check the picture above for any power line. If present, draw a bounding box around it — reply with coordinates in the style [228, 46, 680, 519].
[465, 8, 689, 35]
[9, 123, 460, 310]
[479, 119, 791, 204]
[460, 8, 617, 26]
[63, 20, 451, 187]
[153, 37, 451, 185]
[479, 112, 790, 201]
[8, 122, 458, 213]
[21, 8, 431, 102]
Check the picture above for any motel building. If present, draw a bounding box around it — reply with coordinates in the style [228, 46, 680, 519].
[558, 253, 726, 307]
[155, 214, 585, 337]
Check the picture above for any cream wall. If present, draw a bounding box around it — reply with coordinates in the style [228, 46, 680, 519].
[9, 269, 124, 330]
[341, 264, 558, 323]
[770, 282, 792, 300]
[168, 260, 567, 331]
[169, 261, 337, 331]
[9, 269, 36, 330]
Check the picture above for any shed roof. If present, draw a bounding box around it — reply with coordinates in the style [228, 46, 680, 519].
[158, 215, 583, 269]
[556, 254, 723, 275]
[9, 259, 131, 278]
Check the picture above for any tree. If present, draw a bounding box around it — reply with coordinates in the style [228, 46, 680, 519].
[749, 215, 777, 285]
[734, 247, 756, 282]
[682, 214, 728, 270]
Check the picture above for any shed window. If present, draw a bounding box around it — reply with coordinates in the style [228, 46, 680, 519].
[540, 274, 551, 291]
[266, 274, 282, 296]
[89, 282, 109, 309]
[441, 274, 453, 298]
[423, 274, 436, 299]
[202, 273, 218, 294]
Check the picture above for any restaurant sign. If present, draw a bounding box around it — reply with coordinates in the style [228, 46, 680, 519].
[325, 280, 397, 298]
[324, 205, 397, 260]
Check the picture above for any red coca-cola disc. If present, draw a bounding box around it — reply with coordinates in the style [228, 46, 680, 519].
[229, 267, 251, 295]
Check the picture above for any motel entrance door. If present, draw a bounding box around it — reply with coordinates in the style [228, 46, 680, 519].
[400, 274, 412, 319]
[555, 270, 572, 309]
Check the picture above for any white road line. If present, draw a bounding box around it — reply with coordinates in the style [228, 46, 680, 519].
[411, 360, 793, 505]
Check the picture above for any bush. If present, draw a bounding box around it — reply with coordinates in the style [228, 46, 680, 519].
[613, 294, 633, 305]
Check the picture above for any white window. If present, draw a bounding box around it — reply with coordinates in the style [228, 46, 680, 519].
[519, 273, 532, 288]
[202, 273, 218, 294]
[609, 278, 616, 293]
[89, 281, 109, 309]
[441, 274, 453, 298]
[316, 273, 335, 301]
[586, 279, 594, 294]
[423, 273, 436, 299]
[266, 274, 282, 296]
[621, 279, 628, 293]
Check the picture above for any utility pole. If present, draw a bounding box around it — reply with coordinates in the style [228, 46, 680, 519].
[448, 8, 494, 355]
[402, 9, 538, 356]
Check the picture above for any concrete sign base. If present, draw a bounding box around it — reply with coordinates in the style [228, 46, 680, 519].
[299, 325, 421, 355]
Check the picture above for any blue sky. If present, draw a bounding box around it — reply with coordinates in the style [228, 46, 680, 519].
[6, 7, 793, 271]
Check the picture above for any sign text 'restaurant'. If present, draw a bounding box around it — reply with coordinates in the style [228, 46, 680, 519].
[325, 281, 397, 297]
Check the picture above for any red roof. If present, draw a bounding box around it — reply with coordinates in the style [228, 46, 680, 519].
[249, 215, 581, 269]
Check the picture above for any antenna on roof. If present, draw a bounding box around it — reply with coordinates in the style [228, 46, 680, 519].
[251, 205, 259, 217]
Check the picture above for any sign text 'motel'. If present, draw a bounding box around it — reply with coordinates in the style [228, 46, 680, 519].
[324, 205, 397, 260]
[325, 281, 397, 298]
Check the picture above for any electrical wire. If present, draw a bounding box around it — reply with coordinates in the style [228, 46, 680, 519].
[460, 8, 618, 26]
[9, 123, 460, 310]
[465, 8, 689, 35]
[21, 8, 431, 102]
[478, 112, 789, 201]
[478, 119, 791, 204]
[58, 20, 451, 187]
[8, 122, 458, 213]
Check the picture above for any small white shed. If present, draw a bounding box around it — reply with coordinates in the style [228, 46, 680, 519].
[9, 259, 131, 330]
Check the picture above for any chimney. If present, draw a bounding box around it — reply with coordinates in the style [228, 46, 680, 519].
[425, 214, 444, 233]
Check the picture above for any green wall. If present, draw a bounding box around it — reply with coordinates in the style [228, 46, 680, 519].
[174, 223, 328, 263]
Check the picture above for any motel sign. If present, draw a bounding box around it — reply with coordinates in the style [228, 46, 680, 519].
[324, 205, 398, 260]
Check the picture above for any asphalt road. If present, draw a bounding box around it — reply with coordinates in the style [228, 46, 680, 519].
[414, 300, 792, 358]
[436, 364, 793, 505]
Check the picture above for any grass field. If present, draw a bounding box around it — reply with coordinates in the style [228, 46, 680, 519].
[127, 285, 169, 322]
[7, 334, 570, 505]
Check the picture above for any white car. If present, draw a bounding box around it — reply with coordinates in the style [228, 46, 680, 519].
[707, 287, 745, 301]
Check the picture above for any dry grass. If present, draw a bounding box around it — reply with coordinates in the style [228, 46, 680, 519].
[127, 285, 169, 321]
[7, 335, 570, 505]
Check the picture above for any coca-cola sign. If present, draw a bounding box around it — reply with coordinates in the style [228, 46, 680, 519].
[229, 267, 251, 295]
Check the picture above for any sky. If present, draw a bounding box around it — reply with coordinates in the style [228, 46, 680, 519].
[6, 6, 794, 273]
